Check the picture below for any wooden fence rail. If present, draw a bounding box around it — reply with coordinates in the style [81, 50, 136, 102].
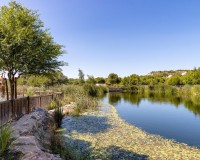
[0, 92, 63, 124]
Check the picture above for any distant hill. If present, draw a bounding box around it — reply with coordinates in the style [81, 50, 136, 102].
[148, 70, 190, 77]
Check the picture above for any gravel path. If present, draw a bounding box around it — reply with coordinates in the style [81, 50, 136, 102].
[62, 103, 200, 160]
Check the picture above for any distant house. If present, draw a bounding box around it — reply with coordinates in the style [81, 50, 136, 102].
[167, 75, 172, 78]
[96, 83, 107, 87]
[181, 72, 187, 76]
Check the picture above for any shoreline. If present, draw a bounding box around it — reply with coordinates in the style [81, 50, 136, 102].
[62, 103, 200, 159]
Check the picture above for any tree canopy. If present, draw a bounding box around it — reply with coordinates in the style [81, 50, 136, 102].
[108, 73, 120, 85]
[0, 1, 66, 100]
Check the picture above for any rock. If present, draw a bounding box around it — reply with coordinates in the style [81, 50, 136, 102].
[21, 152, 61, 160]
[10, 136, 41, 155]
[9, 108, 61, 160]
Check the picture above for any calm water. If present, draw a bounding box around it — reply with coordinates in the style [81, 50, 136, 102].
[102, 92, 200, 147]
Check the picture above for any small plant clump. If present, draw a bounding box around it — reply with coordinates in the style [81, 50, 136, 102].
[53, 106, 64, 128]
[48, 97, 64, 110]
[0, 123, 12, 159]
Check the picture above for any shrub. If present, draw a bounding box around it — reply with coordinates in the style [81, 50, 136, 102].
[83, 84, 98, 97]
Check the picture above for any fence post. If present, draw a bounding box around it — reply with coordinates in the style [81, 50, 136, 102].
[40, 96, 41, 107]
[0, 104, 2, 122]
[27, 96, 30, 114]
[52, 94, 54, 101]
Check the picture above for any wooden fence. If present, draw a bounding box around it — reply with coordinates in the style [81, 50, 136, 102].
[0, 92, 63, 124]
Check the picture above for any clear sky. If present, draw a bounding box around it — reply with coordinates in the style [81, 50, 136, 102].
[1, 0, 200, 78]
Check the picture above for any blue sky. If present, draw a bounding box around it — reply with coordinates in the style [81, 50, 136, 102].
[1, 0, 200, 78]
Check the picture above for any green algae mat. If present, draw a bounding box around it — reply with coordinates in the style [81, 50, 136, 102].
[62, 104, 200, 160]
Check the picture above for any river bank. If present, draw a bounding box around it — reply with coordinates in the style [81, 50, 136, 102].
[62, 103, 200, 160]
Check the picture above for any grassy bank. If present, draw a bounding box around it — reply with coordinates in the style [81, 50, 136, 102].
[62, 103, 200, 160]
[112, 85, 200, 98]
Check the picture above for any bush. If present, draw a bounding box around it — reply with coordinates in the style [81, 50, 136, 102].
[97, 86, 108, 95]
[83, 84, 108, 97]
[83, 84, 98, 97]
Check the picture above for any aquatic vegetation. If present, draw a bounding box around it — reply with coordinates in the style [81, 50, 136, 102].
[62, 104, 200, 160]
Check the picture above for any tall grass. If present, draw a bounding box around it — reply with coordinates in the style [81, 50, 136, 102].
[54, 106, 64, 128]
[0, 123, 12, 159]
[52, 84, 106, 116]
[83, 84, 108, 97]
[73, 94, 99, 116]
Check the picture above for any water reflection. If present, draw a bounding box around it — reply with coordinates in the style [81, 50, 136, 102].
[103, 92, 200, 146]
[107, 92, 200, 117]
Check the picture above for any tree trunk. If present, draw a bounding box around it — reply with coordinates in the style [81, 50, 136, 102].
[9, 78, 15, 101]
[14, 77, 17, 99]
[8, 73, 15, 118]
[4, 78, 9, 100]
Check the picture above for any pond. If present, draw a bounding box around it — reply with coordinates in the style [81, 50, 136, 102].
[101, 92, 200, 147]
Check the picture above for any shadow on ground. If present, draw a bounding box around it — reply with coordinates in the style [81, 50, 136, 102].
[64, 137, 149, 160]
[63, 115, 111, 134]
[101, 145, 149, 160]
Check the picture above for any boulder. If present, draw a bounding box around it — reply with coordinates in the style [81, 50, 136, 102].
[10, 108, 61, 160]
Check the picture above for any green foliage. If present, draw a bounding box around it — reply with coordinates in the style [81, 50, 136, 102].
[0, 1, 65, 100]
[191, 85, 200, 97]
[78, 69, 85, 84]
[53, 85, 100, 116]
[122, 74, 140, 87]
[0, 123, 12, 158]
[26, 75, 49, 87]
[95, 77, 105, 84]
[48, 100, 58, 110]
[83, 84, 108, 97]
[167, 75, 181, 85]
[83, 84, 98, 97]
[18, 71, 68, 87]
[181, 69, 200, 85]
[86, 75, 96, 85]
[67, 78, 80, 85]
[48, 124, 72, 159]
[48, 97, 63, 110]
[107, 73, 120, 85]
[26, 87, 35, 96]
[97, 85, 108, 95]
[73, 94, 98, 116]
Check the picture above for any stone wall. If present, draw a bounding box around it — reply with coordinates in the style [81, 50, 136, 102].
[9, 108, 61, 160]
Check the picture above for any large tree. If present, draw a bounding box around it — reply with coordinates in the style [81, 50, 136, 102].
[108, 73, 120, 85]
[0, 2, 65, 101]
